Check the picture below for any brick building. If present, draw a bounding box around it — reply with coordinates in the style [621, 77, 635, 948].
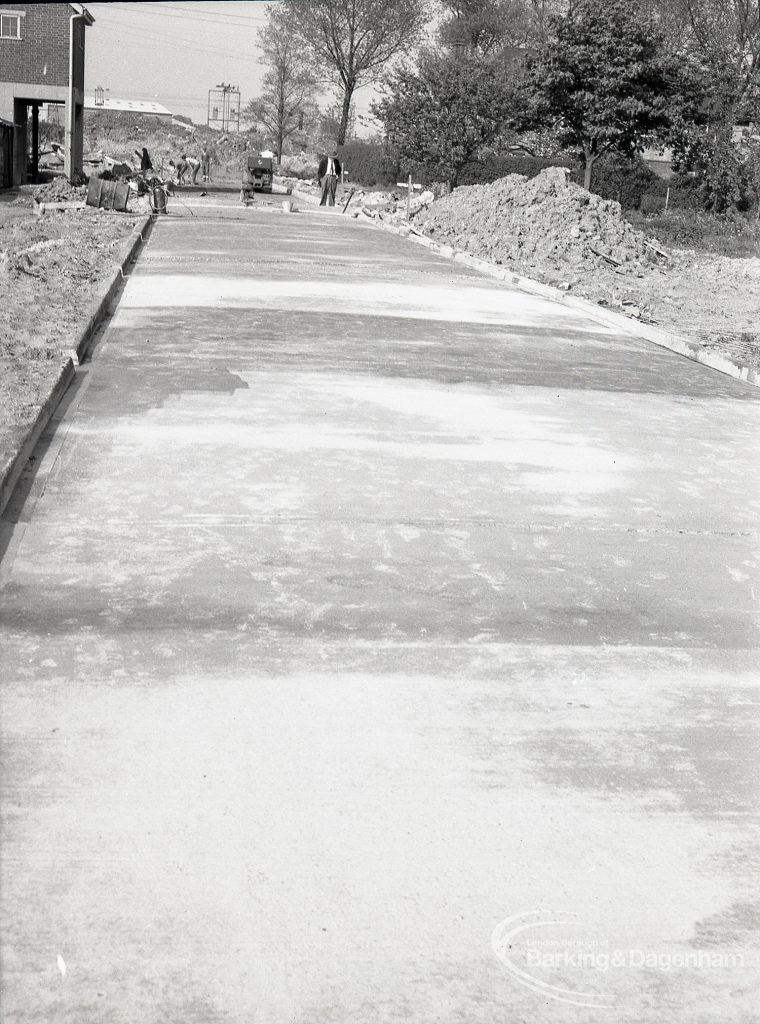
[0, 2, 94, 186]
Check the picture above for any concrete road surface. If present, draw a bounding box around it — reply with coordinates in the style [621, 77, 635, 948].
[1, 200, 759, 1023]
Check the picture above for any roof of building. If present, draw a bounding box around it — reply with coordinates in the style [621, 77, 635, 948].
[70, 4, 95, 25]
[84, 97, 172, 117]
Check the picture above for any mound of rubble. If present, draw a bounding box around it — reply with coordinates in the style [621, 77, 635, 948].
[32, 178, 87, 204]
[415, 167, 654, 281]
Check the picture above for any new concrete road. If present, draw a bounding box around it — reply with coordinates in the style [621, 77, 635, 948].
[1, 196, 759, 1024]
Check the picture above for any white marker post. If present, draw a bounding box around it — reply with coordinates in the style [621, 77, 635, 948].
[396, 175, 423, 220]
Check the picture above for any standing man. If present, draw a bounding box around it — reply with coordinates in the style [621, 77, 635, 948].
[317, 149, 341, 207]
[201, 146, 211, 182]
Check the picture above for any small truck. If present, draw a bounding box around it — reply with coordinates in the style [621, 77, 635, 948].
[241, 154, 273, 202]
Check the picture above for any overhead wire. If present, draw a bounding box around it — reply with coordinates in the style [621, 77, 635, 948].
[89, 13, 256, 61]
[93, 2, 268, 27]
[133, 1, 268, 20]
[86, 2, 272, 117]
[149, 1, 270, 19]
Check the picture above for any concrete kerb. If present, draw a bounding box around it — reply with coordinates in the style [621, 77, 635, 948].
[292, 188, 321, 208]
[0, 358, 76, 520]
[70, 210, 154, 364]
[359, 215, 760, 389]
[0, 210, 154, 520]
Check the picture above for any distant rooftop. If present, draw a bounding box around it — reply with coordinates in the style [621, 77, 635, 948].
[84, 96, 172, 118]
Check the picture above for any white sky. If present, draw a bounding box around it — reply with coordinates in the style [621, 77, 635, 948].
[84, 1, 379, 128]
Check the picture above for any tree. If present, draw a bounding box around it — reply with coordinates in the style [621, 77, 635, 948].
[436, 0, 567, 54]
[282, 0, 431, 147]
[320, 101, 356, 145]
[438, 0, 532, 54]
[643, 0, 760, 209]
[243, 5, 318, 162]
[684, 0, 760, 120]
[372, 50, 515, 190]
[526, 0, 693, 190]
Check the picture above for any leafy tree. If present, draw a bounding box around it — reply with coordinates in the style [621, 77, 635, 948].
[684, 0, 760, 120]
[372, 50, 516, 190]
[243, 5, 318, 162]
[437, 0, 566, 54]
[282, 0, 431, 147]
[526, 0, 694, 190]
[642, 0, 760, 209]
[319, 101, 356, 145]
[438, 0, 532, 54]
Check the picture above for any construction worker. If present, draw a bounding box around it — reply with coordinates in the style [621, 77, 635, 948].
[169, 154, 200, 185]
[168, 156, 188, 184]
[317, 149, 341, 207]
[134, 147, 152, 174]
[186, 155, 201, 184]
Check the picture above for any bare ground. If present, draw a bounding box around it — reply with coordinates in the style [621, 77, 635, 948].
[0, 193, 139, 475]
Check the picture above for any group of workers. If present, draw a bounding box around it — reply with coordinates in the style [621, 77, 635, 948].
[133, 146, 212, 186]
[168, 147, 212, 185]
[131, 144, 344, 205]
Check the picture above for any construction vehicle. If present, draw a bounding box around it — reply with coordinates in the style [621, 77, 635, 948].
[241, 154, 273, 202]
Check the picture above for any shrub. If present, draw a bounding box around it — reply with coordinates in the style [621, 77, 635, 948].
[454, 152, 666, 211]
[626, 208, 760, 256]
[279, 154, 315, 180]
[458, 154, 572, 185]
[339, 141, 398, 186]
[639, 192, 664, 214]
[576, 153, 665, 209]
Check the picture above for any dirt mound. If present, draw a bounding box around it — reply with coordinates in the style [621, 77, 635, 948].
[32, 178, 87, 204]
[416, 167, 652, 276]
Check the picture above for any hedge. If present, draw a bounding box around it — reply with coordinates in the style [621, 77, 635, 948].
[336, 141, 719, 213]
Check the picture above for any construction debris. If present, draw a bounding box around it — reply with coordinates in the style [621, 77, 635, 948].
[32, 178, 87, 204]
[415, 168, 652, 277]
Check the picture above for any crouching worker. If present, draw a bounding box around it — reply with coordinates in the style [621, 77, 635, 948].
[169, 154, 200, 185]
[186, 155, 201, 184]
[168, 156, 188, 184]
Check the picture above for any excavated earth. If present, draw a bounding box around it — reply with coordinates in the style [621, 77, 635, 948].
[414, 168, 760, 370]
[0, 199, 139, 475]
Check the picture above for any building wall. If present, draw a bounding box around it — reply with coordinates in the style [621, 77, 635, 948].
[0, 4, 73, 88]
[0, 4, 90, 184]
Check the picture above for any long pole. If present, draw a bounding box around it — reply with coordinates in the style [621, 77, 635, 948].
[31, 103, 39, 184]
[406, 173, 412, 220]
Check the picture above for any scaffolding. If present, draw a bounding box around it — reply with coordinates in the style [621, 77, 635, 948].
[207, 83, 240, 132]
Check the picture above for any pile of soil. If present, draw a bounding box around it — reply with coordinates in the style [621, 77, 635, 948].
[32, 178, 87, 204]
[412, 168, 760, 368]
[416, 167, 651, 278]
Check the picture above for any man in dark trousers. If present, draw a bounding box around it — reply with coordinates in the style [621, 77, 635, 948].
[317, 149, 341, 207]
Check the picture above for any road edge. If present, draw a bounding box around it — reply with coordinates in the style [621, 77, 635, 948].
[360, 215, 760, 389]
[70, 211, 154, 364]
[0, 210, 154, 519]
